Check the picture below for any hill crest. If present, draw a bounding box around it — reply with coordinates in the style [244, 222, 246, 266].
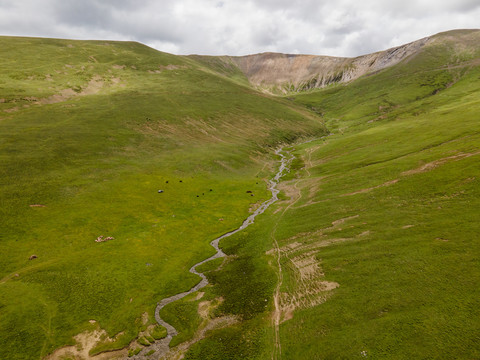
[193, 29, 480, 93]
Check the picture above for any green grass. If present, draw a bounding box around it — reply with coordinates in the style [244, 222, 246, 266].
[185, 31, 480, 359]
[160, 293, 203, 347]
[187, 55, 251, 87]
[149, 325, 167, 340]
[0, 36, 325, 359]
[185, 320, 269, 360]
[128, 347, 142, 357]
[273, 38, 480, 359]
[195, 257, 224, 274]
[2, 30, 480, 360]
[138, 337, 151, 347]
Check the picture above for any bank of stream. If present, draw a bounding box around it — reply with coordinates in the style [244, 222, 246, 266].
[133, 147, 294, 359]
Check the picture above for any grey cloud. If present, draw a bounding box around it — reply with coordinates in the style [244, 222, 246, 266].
[53, 0, 182, 43]
[54, 2, 113, 28]
[0, 0, 478, 57]
[453, 0, 480, 12]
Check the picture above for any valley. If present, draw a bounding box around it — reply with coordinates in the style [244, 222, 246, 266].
[1, 29, 479, 359]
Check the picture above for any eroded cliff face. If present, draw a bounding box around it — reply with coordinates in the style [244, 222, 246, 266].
[229, 37, 431, 93]
[188, 30, 480, 94]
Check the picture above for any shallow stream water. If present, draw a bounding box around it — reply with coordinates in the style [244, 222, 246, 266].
[134, 147, 294, 359]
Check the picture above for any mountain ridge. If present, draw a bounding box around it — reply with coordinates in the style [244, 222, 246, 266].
[1, 28, 480, 360]
[190, 29, 480, 93]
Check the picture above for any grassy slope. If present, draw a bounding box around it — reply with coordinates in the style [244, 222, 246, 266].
[0, 37, 325, 359]
[185, 30, 480, 359]
[187, 55, 251, 87]
[277, 30, 480, 359]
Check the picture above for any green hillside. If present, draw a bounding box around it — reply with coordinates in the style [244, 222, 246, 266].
[0, 37, 325, 359]
[275, 29, 480, 360]
[1, 29, 480, 360]
[184, 30, 480, 359]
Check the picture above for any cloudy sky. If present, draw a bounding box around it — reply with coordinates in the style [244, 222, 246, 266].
[0, 0, 479, 56]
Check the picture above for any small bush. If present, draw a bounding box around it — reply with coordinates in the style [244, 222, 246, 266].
[145, 335, 155, 343]
[150, 325, 167, 340]
[138, 337, 150, 346]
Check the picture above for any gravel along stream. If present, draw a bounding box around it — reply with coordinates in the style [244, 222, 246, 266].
[136, 148, 294, 358]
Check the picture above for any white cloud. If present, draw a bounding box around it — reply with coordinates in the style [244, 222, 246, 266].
[0, 0, 478, 56]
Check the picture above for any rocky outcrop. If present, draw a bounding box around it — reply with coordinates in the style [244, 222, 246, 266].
[229, 36, 430, 93]
[188, 29, 480, 93]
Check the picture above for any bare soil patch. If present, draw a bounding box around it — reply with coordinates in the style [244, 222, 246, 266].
[342, 179, 399, 196]
[249, 200, 264, 213]
[270, 214, 368, 324]
[81, 75, 104, 95]
[402, 151, 480, 176]
[277, 180, 301, 206]
[44, 328, 126, 360]
[278, 215, 359, 246]
[39, 88, 77, 105]
[277, 248, 339, 324]
[339, 151, 479, 198]
[35, 75, 117, 106]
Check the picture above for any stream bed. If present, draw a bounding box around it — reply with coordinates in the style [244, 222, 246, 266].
[134, 147, 294, 359]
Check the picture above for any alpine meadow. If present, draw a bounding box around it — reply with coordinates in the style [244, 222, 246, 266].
[1, 29, 479, 359]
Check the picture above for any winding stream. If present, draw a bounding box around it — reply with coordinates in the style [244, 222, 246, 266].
[136, 148, 294, 358]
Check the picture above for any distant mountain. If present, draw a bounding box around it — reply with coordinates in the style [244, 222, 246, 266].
[191, 29, 480, 93]
[2, 29, 480, 360]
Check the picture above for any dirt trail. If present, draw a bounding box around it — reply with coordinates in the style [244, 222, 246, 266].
[132, 147, 294, 360]
[271, 178, 304, 358]
[271, 142, 316, 360]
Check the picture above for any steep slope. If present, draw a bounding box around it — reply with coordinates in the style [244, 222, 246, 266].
[0, 37, 325, 360]
[193, 29, 480, 94]
[183, 30, 480, 359]
[229, 36, 428, 93]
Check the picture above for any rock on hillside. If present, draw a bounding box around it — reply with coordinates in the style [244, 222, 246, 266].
[229, 37, 430, 93]
[198, 29, 478, 94]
